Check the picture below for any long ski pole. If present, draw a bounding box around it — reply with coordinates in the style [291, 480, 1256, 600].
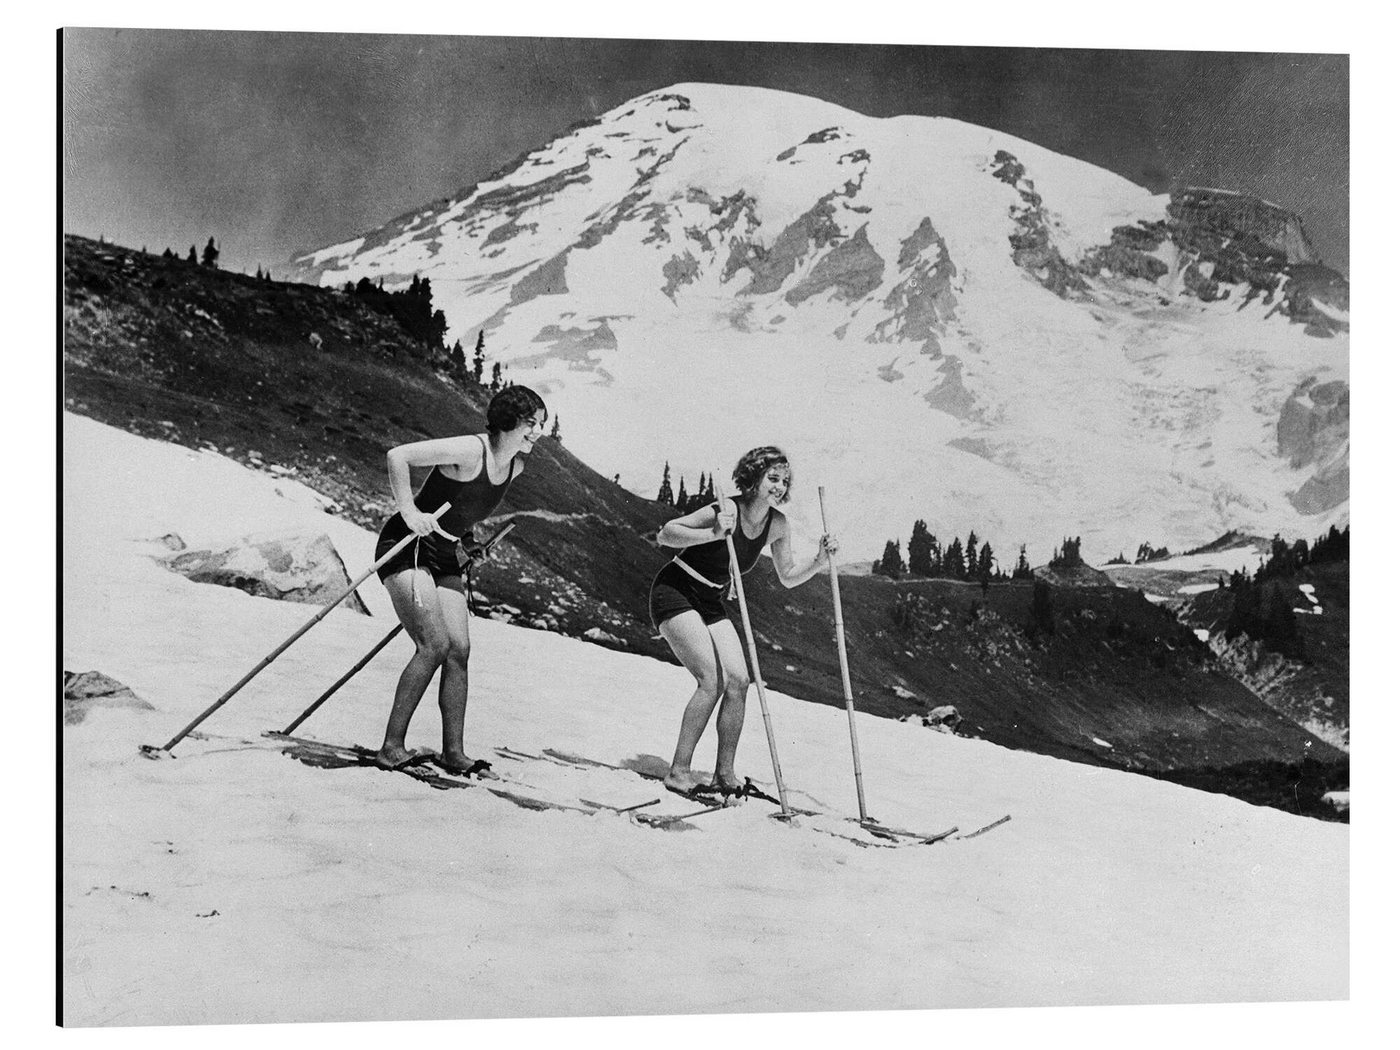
[140, 502, 453, 757]
[271, 520, 516, 736]
[715, 478, 791, 816]
[818, 486, 868, 822]
[275, 624, 403, 736]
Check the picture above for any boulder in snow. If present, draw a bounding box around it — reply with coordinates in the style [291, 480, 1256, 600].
[583, 627, 625, 648]
[163, 531, 369, 614]
[922, 704, 963, 734]
[63, 670, 155, 725]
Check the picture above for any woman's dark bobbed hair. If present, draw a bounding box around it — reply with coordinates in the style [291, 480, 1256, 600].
[486, 385, 547, 435]
[732, 446, 791, 504]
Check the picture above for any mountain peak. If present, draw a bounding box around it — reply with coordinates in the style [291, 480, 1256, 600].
[287, 83, 1347, 563]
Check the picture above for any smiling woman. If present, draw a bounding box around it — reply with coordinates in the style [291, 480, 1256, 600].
[648, 445, 839, 798]
[371, 384, 547, 772]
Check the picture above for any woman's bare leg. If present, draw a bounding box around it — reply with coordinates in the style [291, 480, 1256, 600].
[659, 611, 724, 791]
[377, 568, 453, 767]
[432, 577, 475, 768]
[707, 619, 751, 792]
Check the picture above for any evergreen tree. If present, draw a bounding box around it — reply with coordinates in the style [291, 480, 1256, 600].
[449, 339, 466, 374]
[966, 530, 979, 571]
[187, 245, 198, 264]
[877, 540, 906, 579]
[429, 309, 448, 351]
[1311, 524, 1349, 564]
[162, 247, 174, 260]
[908, 520, 935, 577]
[550, 416, 560, 441]
[1012, 544, 1033, 580]
[489, 362, 503, 392]
[1135, 541, 1169, 563]
[976, 541, 994, 581]
[472, 332, 486, 384]
[201, 237, 219, 267]
[676, 476, 689, 510]
[944, 537, 965, 579]
[657, 462, 675, 506]
[1051, 537, 1083, 569]
[930, 535, 943, 577]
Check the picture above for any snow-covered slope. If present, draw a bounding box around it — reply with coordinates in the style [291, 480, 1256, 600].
[288, 81, 1348, 566]
[62, 412, 1346, 1025]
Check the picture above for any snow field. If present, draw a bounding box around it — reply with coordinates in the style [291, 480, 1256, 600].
[62, 414, 1346, 1028]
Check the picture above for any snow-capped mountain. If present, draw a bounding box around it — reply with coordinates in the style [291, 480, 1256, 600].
[289, 83, 1349, 563]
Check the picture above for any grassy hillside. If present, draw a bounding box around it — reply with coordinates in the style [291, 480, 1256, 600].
[62, 234, 1346, 818]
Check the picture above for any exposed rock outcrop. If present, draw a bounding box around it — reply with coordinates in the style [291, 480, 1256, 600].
[871, 217, 958, 355]
[1208, 632, 1348, 751]
[163, 532, 370, 614]
[784, 224, 885, 305]
[63, 670, 155, 725]
[991, 150, 1088, 298]
[1278, 378, 1348, 467]
[728, 196, 844, 294]
[1278, 377, 1349, 514]
[1083, 187, 1349, 337]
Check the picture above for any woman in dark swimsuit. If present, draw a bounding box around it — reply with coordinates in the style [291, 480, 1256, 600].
[650, 446, 838, 796]
[373, 385, 547, 772]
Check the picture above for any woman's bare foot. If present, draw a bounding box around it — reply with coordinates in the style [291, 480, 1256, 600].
[711, 772, 744, 795]
[436, 750, 491, 777]
[663, 768, 715, 797]
[374, 744, 418, 770]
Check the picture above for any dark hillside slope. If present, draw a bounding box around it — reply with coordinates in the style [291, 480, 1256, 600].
[62, 235, 675, 654]
[63, 235, 1344, 817]
[737, 572, 1342, 774]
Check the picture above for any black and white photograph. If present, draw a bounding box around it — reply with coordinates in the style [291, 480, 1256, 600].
[54, 6, 1371, 1044]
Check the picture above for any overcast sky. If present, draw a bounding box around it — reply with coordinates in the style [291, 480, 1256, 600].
[62, 30, 1348, 276]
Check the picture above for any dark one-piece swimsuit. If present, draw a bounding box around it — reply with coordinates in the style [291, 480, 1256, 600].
[648, 497, 775, 630]
[375, 434, 519, 583]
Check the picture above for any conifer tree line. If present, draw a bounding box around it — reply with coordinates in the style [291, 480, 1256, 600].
[157, 237, 228, 271]
[873, 520, 1035, 582]
[1223, 525, 1349, 591]
[341, 275, 449, 353]
[1219, 525, 1348, 663]
[654, 462, 717, 512]
[1048, 536, 1084, 569]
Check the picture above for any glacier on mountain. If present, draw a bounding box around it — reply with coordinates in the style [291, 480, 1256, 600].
[290, 83, 1348, 563]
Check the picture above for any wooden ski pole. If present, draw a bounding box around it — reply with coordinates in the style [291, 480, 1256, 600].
[274, 624, 404, 736]
[715, 477, 791, 816]
[818, 486, 868, 822]
[140, 502, 453, 757]
[270, 520, 516, 736]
